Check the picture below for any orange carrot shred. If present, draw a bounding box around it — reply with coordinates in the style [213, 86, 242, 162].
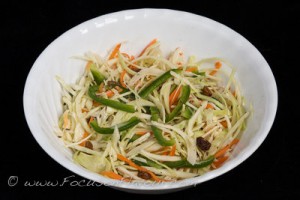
[206, 103, 214, 109]
[232, 91, 236, 97]
[79, 131, 89, 147]
[81, 108, 89, 113]
[117, 154, 144, 170]
[186, 67, 197, 72]
[169, 86, 182, 108]
[215, 139, 239, 158]
[209, 70, 217, 76]
[120, 70, 127, 88]
[210, 61, 222, 75]
[169, 145, 176, 156]
[63, 112, 69, 129]
[136, 131, 152, 136]
[213, 156, 228, 168]
[220, 120, 228, 128]
[215, 61, 222, 69]
[138, 39, 157, 57]
[88, 117, 94, 127]
[93, 101, 101, 107]
[101, 171, 130, 182]
[108, 43, 121, 60]
[106, 90, 115, 98]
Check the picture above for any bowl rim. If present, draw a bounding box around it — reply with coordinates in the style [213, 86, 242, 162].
[23, 8, 278, 191]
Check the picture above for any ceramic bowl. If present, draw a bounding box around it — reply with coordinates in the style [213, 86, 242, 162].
[23, 9, 277, 194]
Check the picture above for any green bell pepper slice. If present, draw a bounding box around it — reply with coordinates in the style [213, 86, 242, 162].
[88, 85, 135, 113]
[90, 116, 140, 134]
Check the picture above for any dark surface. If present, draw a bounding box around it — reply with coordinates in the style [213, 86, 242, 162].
[1, 0, 298, 199]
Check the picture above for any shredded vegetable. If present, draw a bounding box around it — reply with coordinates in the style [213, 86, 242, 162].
[56, 40, 249, 182]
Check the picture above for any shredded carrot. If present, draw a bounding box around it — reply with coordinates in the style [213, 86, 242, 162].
[186, 67, 197, 72]
[88, 117, 94, 127]
[85, 61, 92, 70]
[220, 120, 228, 128]
[169, 86, 182, 108]
[138, 39, 157, 57]
[63, 112, 70, 129]
[129, 64, 138, 71]
[169, 145, 176, 156]
[98, 82, 104, 93]
[79, 131, 89, 147]
[213, 156, 228, 168]
[214, 61, 222, 69]
[81, 108, 89, 113]
[93, 101, 101, 107]
[206, 103, 214, 109]
[101, 171, 130, 182]
[106, 90, 115, 98]
[117, 154, 166, 182]
[108, 43, 121, 60]
[215, 139, 239, 158]
[215, 61, 222, 69]
[136, 131, 152, 136]
[209, 61, 222, 75]
[232, 91, 236, 97]
[209, 70, 217, 76]
[120, 70, 127, 88]
[117, 154, 144, 170]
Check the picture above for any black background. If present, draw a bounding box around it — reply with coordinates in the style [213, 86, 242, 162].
[2, 0, 299, 199]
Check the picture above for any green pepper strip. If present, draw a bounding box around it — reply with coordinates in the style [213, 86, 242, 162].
[138, 69, 181, 98]
[193, 71, 206, 76]
[129, 134, 140, 142]
[133, 157, 163, 169]
[90, 63, 106, 85]
[166, 85, 191, 122]
[90, 116, 140, 134]
[164, 156, 214, 168]
[151, 126, 175, 146]
[181, 106, 193, 119]
[150, 107, 175, 146]
[150, 106, 160, 121]
[88, 85, 135, 113]
[170, 84, 178, 94]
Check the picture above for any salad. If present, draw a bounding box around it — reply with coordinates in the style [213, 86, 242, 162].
[56, 39, 249, 182]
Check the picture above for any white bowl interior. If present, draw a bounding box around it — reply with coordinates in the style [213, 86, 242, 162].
[23, 9, 277, 193]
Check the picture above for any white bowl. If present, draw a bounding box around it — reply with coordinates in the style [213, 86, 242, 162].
[23, 9, 277, 194]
